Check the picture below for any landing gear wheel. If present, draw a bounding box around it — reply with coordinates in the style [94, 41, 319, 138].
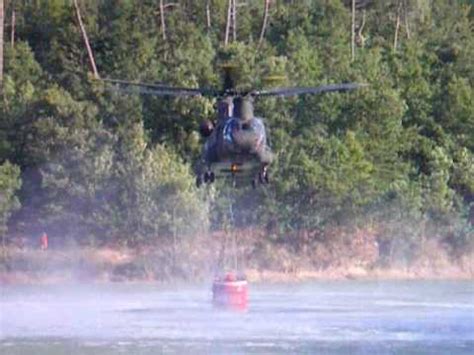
[251, 177, 257, 189]
[258, 166, 269, 185]
[264, 170, 269, 184]
[204, 171, 215, 184]
[196, 176, 203, 188]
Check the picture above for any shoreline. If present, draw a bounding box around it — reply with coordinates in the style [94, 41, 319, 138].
[2, 266, 472, 285]
[1, 241, 472, 285]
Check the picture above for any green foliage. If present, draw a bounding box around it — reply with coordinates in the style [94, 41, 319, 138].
[100, 125, 208, 245]
[0, 0, 472, 261]
[30, 88, 207, 245]
[0, 162, 21, 238]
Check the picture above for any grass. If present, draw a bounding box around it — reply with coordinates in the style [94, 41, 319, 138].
[1, 226, 472, 284]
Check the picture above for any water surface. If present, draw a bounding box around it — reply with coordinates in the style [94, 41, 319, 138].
[1, 280, 473, 354]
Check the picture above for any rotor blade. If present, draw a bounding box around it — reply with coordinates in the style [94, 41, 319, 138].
[101, 78, 218, 97]
[254, 83, 368, 97]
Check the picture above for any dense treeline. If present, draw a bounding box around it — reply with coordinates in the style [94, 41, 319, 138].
[0, 0, 472, 265]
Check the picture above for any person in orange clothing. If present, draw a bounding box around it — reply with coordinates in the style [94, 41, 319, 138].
[40, 232, 48, 250]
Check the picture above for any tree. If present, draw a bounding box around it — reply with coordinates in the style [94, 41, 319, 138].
[258, 0, 271, 47]
[0, 0, 4, 95]
[159, 0, 167, 41]
[9, 2, 13, 48]
[224, 0, 238, 45]
[206, 0, 211, 30]
[0, 161, 21, 247]
[0, 0, 472, 259]
[73, 0, 99, 79]
[158, 0, 179, 43]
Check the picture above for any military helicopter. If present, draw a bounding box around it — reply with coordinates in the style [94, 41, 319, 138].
[102, 69, 365, 188]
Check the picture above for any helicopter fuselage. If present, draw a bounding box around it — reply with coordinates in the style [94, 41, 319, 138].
[197, 115, 273, 186]
[101, 76, 366, 188]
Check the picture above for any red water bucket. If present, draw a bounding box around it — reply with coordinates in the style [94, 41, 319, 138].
[212, 273, 248, 310]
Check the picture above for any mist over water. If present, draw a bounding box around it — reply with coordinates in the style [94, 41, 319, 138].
[1, 281, 473, 354]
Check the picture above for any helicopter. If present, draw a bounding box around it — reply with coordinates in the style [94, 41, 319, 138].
[102, 69, 366, 188]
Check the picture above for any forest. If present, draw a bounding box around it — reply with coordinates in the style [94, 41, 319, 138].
[0, 0, 472, 279]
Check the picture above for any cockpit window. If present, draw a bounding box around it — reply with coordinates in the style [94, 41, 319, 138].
[217, 100, 234, 119]
[223, 118, 238, 143]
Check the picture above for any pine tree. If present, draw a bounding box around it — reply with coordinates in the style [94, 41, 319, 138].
[0, 0, 4, 95]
